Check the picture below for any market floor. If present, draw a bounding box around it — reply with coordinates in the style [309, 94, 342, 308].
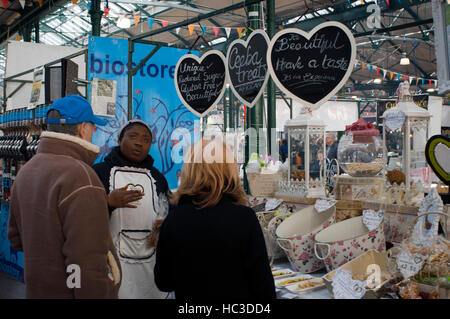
[0, 272, 25, 299]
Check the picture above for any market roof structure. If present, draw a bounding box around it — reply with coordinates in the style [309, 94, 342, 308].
[0, 0, 438, 99]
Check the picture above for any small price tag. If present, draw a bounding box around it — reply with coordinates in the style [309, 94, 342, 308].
[281, 292, 298, 299]
[385, 110, 406, 131]
[314, 199, 337, 213]
[332, 269, 366, 299]
[362, 209, 384, 231]
[396, 250, 424, 279]
[265, 198, 283, 211]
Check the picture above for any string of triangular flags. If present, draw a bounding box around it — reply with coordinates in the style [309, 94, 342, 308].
[116, 14, 247, 38]
[355, 60, 438, 89]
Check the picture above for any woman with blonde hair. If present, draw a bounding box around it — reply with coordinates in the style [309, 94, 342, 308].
[154, 138, 276, 300]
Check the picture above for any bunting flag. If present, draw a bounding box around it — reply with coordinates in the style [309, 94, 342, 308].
[72, 0, 78, 5]
[201, 26, 206, 36]
[362, 62, 366, 70]
[390, 72, 394, 80]
[369, 65, 373, 72]
[360, 0, 364, 3]
[397, 74, 401, 81]
[161, 20, 169, 27]
[383, 69, 387, 79]
[386, 0, 390, 4]
[409, 77, 414, 84]
[15, 35, 22, 41]
[382, 90, 386, 96]
[175, 27, 180, 35]
[148, 18, 154, 30]
[429, 79, 432, 86]
[434, 80, 438, 87]
[19, 0, 25, 9]
[225, 27, 231, 38]
[237, 28, 243, 37]
[134, 14, 140, 26]
[421, 78, 425, 86]
[404, 75, 407, 81]
[37, 0, 42, 7]
[188, 24, 195, 36]
[376, 67, 380, 75]
[104, 7, 110, 18]
[279, 25, 284, 30]
[2, 0, 7, 9]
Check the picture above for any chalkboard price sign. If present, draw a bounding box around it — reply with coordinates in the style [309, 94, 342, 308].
[174, 50, 227, 117]
[226, 30, 270, 107]
[267, 22, 356, 110]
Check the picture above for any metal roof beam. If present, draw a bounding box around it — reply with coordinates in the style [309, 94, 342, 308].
[108, 0, 243, 23]
[39, 22, 83, 46]
[132, 0, 263, 41]
[132, 4, 190, 47]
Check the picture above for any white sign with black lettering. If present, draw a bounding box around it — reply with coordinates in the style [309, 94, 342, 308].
[362, 209, 384, 231]
[396, 250, 424, 279]
[332, 269, 366, 299]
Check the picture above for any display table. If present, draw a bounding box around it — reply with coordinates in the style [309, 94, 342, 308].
[273, 258, 331, 299]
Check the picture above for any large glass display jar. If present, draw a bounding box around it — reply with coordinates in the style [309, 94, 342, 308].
[338, 118, 383, 177]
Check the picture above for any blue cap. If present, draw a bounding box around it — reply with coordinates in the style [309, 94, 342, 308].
[46, 95, 107, 126]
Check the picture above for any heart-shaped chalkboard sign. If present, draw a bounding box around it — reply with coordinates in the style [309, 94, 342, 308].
[175, 50, 227, 117]
[425, 135, 450, 185]
[267, 22, 356, 109]
[226, 29, 270, 107]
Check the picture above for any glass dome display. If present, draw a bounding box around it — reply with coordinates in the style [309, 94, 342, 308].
[338, 118, 383, 177]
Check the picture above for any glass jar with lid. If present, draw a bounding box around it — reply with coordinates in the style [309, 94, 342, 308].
[338, 118, 383, 177]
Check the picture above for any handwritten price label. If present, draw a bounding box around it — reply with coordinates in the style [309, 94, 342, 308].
[362, 209, 384, 231]
[332, 269, 366, 299]
[314, 199, 337, 213]
[385, 110, 406, 131]
[396, 250, 424, 279]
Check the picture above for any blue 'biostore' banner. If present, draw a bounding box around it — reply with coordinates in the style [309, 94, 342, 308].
[88, 36, 199, 189]
[0, 203, 24, 282]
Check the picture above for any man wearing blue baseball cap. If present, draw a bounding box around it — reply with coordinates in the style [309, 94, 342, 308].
[8, 95, 122, 298]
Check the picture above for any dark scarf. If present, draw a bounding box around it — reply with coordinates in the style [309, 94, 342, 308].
[104, 146, 155, 170]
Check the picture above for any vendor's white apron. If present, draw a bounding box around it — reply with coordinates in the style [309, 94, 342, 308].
[109, 166, 169, 299]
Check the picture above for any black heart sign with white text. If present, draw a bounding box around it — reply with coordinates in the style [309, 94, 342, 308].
[175, 50, 227, 117]
[267, 22, 356, 109]
[226, 29, 270, 107]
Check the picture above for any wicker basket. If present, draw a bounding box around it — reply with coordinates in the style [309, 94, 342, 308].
[256, 210, 289, 263]
[247, 172, 283, 198]
[335, 199, 364, 222]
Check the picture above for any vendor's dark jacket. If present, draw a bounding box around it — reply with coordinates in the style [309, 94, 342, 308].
[92, 146, 169, 215]
[8, 131, 121, 299]
[154, 194, 276, 300]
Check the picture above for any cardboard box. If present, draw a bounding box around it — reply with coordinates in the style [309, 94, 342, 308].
[323, 250, 391, 299]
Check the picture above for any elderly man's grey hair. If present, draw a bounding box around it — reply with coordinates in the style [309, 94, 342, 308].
[326, 132, 337, 140]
